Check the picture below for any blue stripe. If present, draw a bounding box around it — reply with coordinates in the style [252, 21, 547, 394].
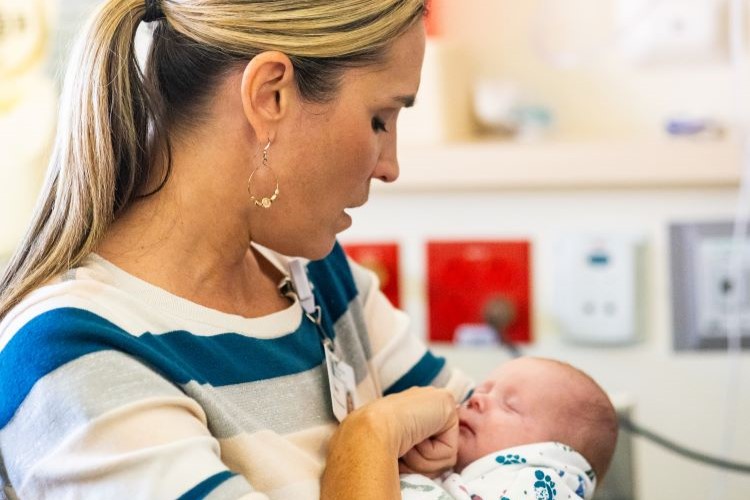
[383, 351, 447, 396]
[463, 388, 474, 403]
[178, 470, 236, 500]
[0, 307, 324, 428]
[307, 242, 358, 336]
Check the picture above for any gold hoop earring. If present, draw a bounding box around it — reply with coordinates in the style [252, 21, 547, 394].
[247, 140, 280, 209]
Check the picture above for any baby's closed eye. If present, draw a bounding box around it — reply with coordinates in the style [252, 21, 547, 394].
[503, 394, 521, 412]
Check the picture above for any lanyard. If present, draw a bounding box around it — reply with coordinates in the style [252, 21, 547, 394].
[281, 259, 358, 421]
[281, 259, 333, 348]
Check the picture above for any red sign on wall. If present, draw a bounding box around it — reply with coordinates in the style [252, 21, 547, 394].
[343, 242, 401, 308]
[427, 240, 532, 344]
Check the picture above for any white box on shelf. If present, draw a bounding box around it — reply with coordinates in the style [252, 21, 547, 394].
[397, 39, 473, 146]
[617, 0, 727, 65]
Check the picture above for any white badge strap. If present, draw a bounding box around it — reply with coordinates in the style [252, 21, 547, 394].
[289, 259, 316, 316]
[288, 261, 357, 419]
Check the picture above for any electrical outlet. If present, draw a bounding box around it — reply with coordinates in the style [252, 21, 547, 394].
[670, 221, 750, 351]
[695, 237, 750, 338]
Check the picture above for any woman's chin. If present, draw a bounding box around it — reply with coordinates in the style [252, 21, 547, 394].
[338, 210, 353, 231]
[307, 234, 343, 261]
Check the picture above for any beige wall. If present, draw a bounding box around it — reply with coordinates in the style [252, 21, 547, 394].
[435, 0, 742, 140]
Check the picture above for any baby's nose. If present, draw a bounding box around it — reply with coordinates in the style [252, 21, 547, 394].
[465, 395, 482, 411]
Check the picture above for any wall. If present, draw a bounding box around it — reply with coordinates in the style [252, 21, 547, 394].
[434, 0, 743, 140]
[350, 3, 750, 499]
[341, 188, 750, 500]
[0, 0, 57, 258]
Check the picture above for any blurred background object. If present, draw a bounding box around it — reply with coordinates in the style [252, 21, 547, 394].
[343, 242, 402, 308]
[0, 0, 56, 262]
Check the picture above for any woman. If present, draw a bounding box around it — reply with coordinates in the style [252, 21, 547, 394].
[0, 0, 472, 498]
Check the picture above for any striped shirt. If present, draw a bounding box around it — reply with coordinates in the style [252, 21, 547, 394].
[0, 243, 471, 500]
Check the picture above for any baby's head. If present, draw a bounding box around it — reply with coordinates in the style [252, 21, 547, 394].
[456, 357, 618, 480]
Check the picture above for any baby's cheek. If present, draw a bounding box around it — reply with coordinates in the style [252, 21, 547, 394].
[455, 433, 478, 470]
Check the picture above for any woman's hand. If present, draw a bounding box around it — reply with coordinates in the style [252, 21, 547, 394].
[321, 386, 458, 500]
[376, 386, 458, 458]
[397, 416, 458, 478]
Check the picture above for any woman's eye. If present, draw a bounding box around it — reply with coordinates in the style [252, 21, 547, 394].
[371, 116, 388, 133]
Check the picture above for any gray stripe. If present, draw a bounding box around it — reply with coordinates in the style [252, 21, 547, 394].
[332, 299, 373, 383]
[184, 365, 334, 439]
[0, 351, 184, 485]
[184, 295, 376, 439]
[186, 296, 375, 440]
[204, 474, 253, 500]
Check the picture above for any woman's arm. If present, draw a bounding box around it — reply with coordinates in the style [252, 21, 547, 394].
[321, 386, 458, 500]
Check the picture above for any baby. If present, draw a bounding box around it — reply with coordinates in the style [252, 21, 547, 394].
[400, 357, 619, 500]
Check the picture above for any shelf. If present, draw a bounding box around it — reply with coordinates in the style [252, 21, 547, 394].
[376, 140, 742, 192]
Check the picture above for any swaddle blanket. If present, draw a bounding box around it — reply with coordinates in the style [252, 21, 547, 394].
[400, 441, 596, 500]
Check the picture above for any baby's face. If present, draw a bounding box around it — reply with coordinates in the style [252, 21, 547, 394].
[455, 358, 573, 471]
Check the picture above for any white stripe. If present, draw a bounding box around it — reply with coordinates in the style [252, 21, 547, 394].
[203, 474, 259, 500]
[0, 268, 303, 345]
[0, 280, 109, 349]
[1, 352, 201, 487]
[362, 276, 413, 357]
[218, 426, 334, 498]
[12, 400, 221, 500]
[371, 325, 428, 390]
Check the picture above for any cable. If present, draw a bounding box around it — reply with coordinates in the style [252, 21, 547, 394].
[711, 0, 750, 497]
[619, 416, 750, 475]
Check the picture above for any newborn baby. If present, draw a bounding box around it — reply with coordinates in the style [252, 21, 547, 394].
[400, 357, 619, 500]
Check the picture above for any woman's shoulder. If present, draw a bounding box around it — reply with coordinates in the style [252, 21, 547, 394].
[0, 254, 121, 340]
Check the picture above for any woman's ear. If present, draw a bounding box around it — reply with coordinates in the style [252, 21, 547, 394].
[240, 51, 296, 141]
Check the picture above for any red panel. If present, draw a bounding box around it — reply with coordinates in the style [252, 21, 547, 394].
[427, 240, 532, 344]
[343, 242, 401, 308]
[425, 0, 443, 37]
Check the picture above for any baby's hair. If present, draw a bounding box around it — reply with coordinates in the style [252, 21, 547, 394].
[539, 358, 619, 482]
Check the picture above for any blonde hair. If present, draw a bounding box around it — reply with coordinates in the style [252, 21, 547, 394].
[0, 0, 426, 319]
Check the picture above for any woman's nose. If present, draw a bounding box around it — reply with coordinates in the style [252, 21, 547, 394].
[372, 157, 399, 183]
[372, 131, 399, 183]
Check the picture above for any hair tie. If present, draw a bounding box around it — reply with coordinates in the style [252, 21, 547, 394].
[143, 0, 165, 23]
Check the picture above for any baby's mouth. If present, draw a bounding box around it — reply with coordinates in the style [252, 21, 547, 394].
[458, 420, 474, 436]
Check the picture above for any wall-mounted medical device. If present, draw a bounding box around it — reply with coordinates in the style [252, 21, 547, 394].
[554, 234, 644, 345]
[670, 220, 750, 351]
